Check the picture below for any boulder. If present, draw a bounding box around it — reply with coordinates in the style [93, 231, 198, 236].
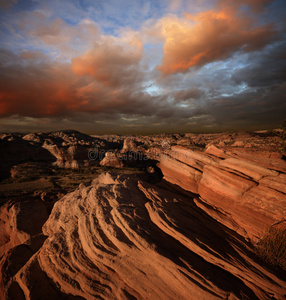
[232, 141, 245, 147]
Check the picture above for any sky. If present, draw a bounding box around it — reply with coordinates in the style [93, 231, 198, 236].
[0, 0, 285, 134]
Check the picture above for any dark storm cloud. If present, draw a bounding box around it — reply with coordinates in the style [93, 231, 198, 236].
[0, 48, 171, 122]
[232, 40, 286, 88]
[174, 87, 204, 101]
[217, 0, 274, 12]
[192, 84, 286, 129]
[0, 0, 17, 9]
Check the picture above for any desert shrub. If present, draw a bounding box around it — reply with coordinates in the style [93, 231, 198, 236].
[255, 224, 286, 270]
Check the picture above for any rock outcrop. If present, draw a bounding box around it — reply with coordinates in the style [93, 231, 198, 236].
[42, 142, 92, 169]
[121, 138, 137, 152]
[157, 145, 286, 241]
[1, 129, 286, 300]
[0, 200, 51, 255]
[1, 172, 285, 299]
[21, 130, 111, 169]
[99, 152, 124, 168]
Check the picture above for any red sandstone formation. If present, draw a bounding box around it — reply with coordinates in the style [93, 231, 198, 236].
[1, 173, 285, 299]
[1, 130, 286, 300]
[158, 145, 286, 241]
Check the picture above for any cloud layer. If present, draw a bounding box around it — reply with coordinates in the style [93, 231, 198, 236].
[0, 0, 285, 133]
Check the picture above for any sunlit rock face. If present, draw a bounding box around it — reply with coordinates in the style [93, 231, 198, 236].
[0, 200, 51, 300]
[1, 172, 285, 300]
[1, 130, 286, 300]
[42, 142, 90, 169]
[99, 152, 124, 168]
[0, 200, 50, 252]
[121, 138, 137, 152]
[158, 145, 286, 241]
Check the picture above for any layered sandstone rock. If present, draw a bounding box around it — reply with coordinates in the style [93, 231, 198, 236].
[158, 145, 286, 241]
[0, 200, 51, 255]
[1, 130, 286, 300]
[1, 173, 285, 299]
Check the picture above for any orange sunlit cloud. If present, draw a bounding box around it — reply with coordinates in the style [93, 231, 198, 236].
[0, 43, 150, 118]
[72, 36, 143, 87]
[157, 8, 278, 74]
[0, 62, 79, 117]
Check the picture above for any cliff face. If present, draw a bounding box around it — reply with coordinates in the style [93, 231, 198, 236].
[158, 145, 286, 241]
[1, 172, 285, 300]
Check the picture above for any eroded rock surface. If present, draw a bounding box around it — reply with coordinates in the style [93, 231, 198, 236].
[99, 152, 124, 168]
[158, 145, 286, 241]
[0, 200, 51, 254]
[1, 173, 285, 299]
[42, 142, 90, 169]
[1, 129, 286, 300]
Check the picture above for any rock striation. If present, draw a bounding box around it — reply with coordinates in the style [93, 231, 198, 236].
[1, 129, 286, 299]
[0, 199, 51, 299]
[157, 145, 286, 241]
[1, 172, 285, 299]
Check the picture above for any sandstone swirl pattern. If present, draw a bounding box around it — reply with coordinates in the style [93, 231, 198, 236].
[4, 172, 285, 300]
